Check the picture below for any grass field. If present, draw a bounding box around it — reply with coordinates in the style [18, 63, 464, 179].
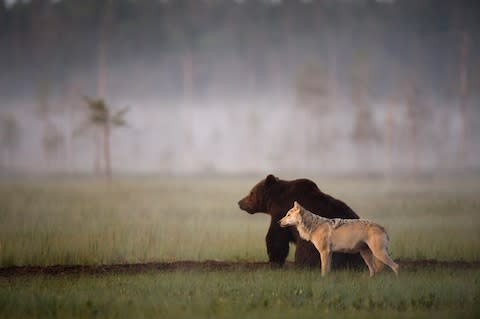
[1, 176, 480, 318]
[1, 176, 479, 265]
[1, 268, 479, 319]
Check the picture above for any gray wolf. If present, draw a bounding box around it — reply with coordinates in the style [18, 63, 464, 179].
[279, 201, 399, 277]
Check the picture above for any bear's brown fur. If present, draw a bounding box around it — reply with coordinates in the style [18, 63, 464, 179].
[238, 174, 364, 268]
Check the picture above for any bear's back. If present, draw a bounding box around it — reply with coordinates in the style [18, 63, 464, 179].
[275, 178, 359, 220]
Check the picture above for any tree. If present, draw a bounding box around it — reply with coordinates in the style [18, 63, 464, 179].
[458, 31, 470, 167]
[76, 97, 128, 182]
[404, 75, 430, 178]
[97, 0, 113, 99]
[450, 2, 475, 170]
[295, 61, 333, 172]
[383, 92, 400, 179]
[296, 61, 330, 110]
[0, 113, 21, 171]
[34, 80, 65, 171]
[403, 32, 431, 178]
[42, 122, 65, 171]
[350, 52, 380, 170]
[93, 0, 115, 176]
[171, 0, 197, 103]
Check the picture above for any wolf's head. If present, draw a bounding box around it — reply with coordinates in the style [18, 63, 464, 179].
[279, 201, 304, 227]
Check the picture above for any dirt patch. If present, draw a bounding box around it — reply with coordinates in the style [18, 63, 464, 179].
[396, 259, 480, 270]
[0, 259, 479, 277]
[0, 261, 275, 277]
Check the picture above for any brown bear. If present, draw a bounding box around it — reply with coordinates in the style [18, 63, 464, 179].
[238, 174, 364, 269]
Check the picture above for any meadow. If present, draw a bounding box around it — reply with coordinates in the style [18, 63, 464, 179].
[0, 175, 479, 318]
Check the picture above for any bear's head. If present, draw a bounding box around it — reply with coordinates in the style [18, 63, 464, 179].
[238, 174, 279, 214]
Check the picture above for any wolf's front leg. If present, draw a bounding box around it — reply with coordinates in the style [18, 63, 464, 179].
[326, 251, 332, 273]
[319, 250, 331, 276]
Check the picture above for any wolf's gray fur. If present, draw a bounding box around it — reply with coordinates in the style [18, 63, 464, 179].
[299, 208, 329, 233]
[300, 207, 377, 232]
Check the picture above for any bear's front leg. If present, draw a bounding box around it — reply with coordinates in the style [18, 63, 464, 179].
[266, 222, 291, 267]
[295, 239, 321, 268]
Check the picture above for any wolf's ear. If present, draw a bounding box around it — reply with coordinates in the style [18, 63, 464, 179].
[298, 206, 305, 215]
[265, 174, 278, 187]
[295, 202, 304, 214]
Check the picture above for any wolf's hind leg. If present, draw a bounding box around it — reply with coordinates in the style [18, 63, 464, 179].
[367, 232, 399, 276]
[372, 256, 385, 272]
[359, 248, 376, 277]
[370, 248, 399, 276]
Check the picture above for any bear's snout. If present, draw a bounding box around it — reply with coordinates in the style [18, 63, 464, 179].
[238, 198, 256, 214]
[238, 199, 248, 209]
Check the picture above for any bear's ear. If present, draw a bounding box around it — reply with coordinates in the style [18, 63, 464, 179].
[293, 201, 299, 208]
[265, 174, 278, 187]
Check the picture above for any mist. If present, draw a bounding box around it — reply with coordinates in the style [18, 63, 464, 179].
[1, 0, 479, 177]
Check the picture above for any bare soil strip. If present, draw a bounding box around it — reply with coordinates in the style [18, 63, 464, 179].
[0, 260, 479, 277]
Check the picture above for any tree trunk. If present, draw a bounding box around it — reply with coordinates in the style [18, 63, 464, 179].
[327, 28, 338, 109]
[247, 36, 258, 97]
[61, 77, 76, 174]
[458, 31, 470, 168]
[384, 97, 395, 178]
[97, 0, 113, 99]
[182, 47, 194, 103]
[6, 147, 13, 174]
[95, 0, 113, 178]
[94, 128, 102, 176]
[406, 80, 418, 179]
[284, 10, 295, 76]
[103, 122, 111, 183]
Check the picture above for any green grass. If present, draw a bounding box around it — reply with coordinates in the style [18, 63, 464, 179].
[1, 176, 480, 318]
[0, 177, 268, 266]
[1, 176, 479, 266]
[1, 268, 479, 319]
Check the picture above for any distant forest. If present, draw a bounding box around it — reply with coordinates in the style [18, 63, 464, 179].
[1, 0, 480, 176]
[1, 0, 479, 104]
